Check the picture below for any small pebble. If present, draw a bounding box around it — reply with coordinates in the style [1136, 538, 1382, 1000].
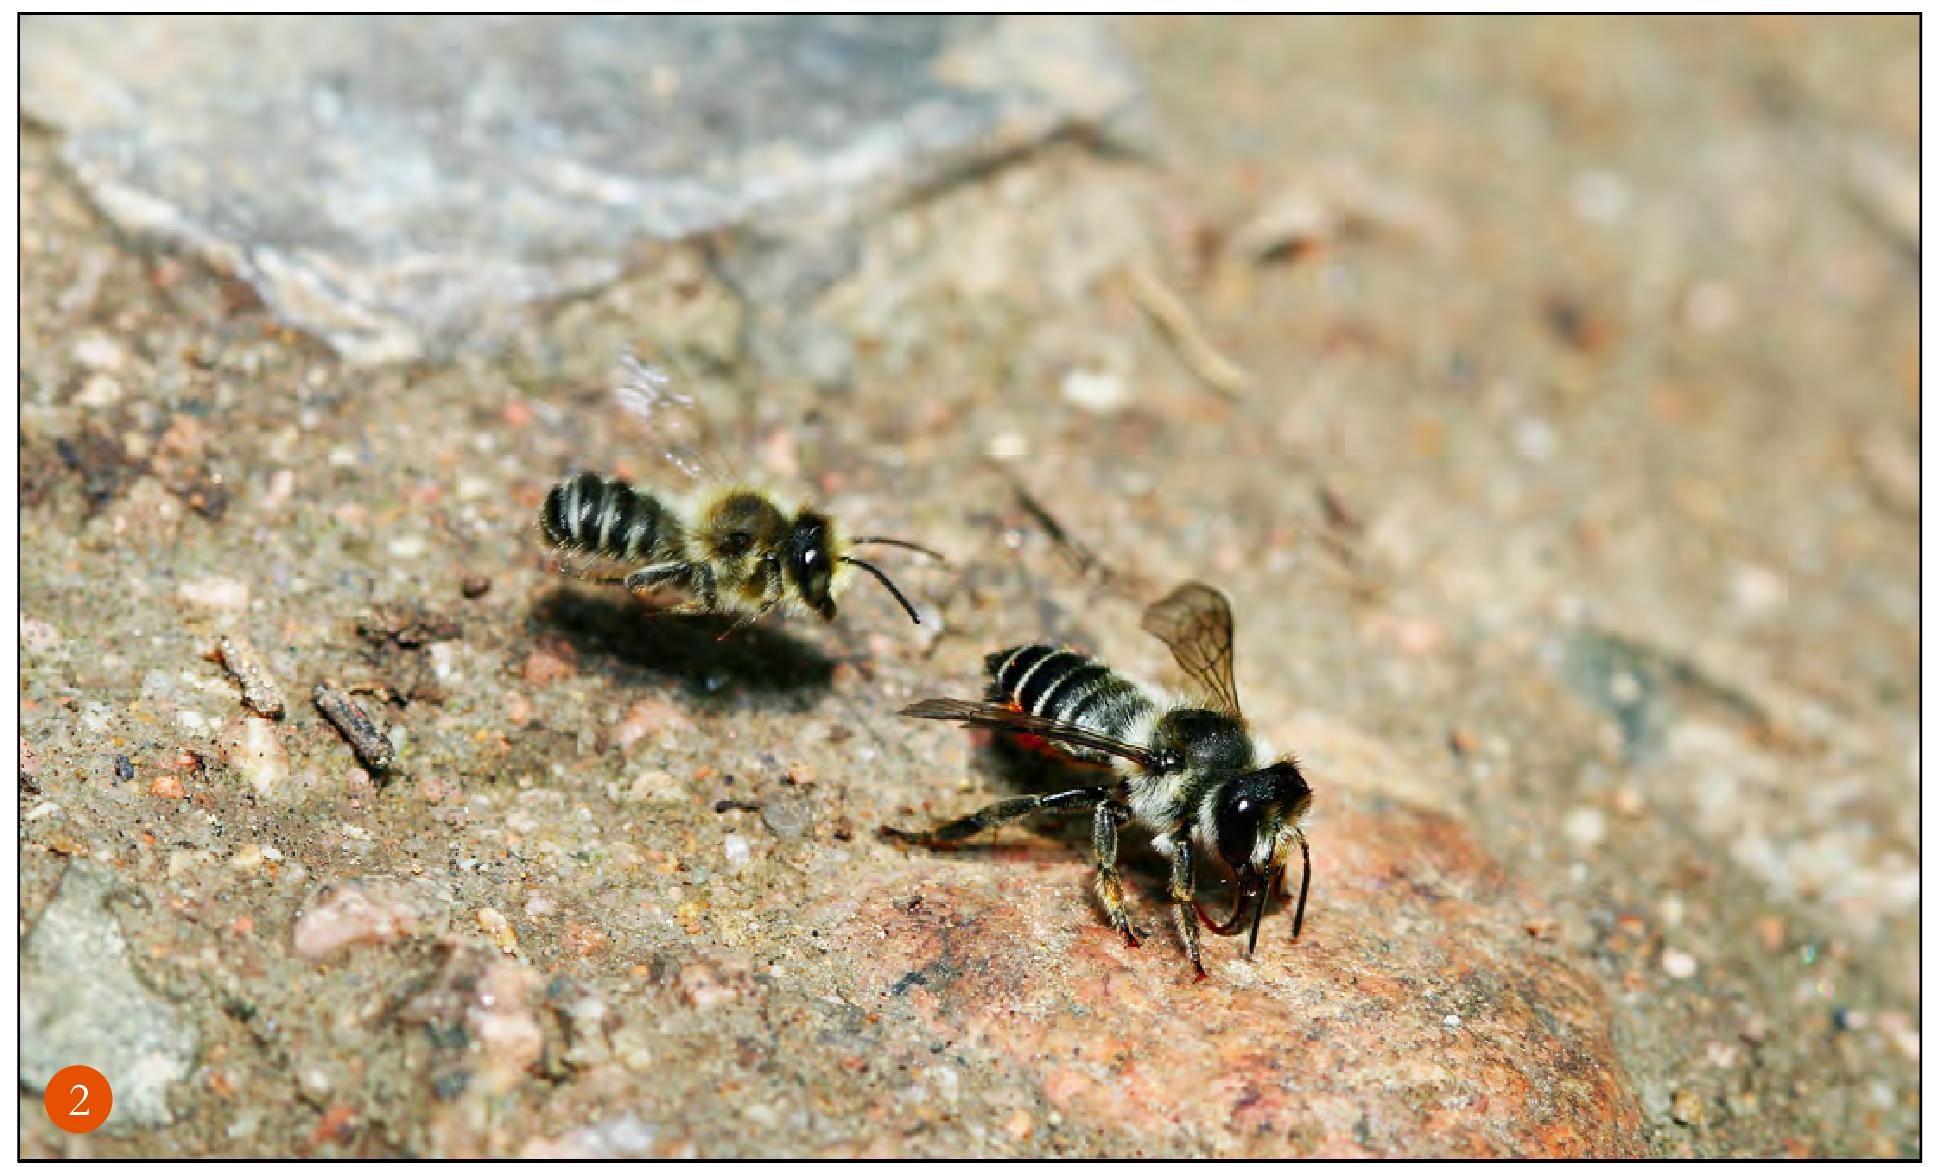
[149, 772, 187, 800]
[177, 576, 252, 611]
[70, 333, 127, 371]
[723, 834, 751, 868]
[74, 374, 123, 408]
[19, 616, 61, 652]
[478, 906, 519, 952]
[987, 431, 1029, 460]
[522, 647, 576, 688]
[1568, 169, 1631, 225]
[1562, 806, 1606, 849]
[461, 575, 492, 599]
[387, 535, 426, 559]
[1662, 949, 1698, 980]
[312, 683, 394, 772]
[1669, 1087, 1705, 1126]
[525, 896, 557, 920]
[1004, 1109, 1034, 1141]
[221, 716, 290, 797]
[214, 634, 287, 718]
[292, 880, 422, 962]
[1442, 1013, 1462, 1029]
[1060, 368, 1130, 415]
[1728, 562, 1786, 615]
[628, 770, 682, 802]
[1512, 416, 1557, 462]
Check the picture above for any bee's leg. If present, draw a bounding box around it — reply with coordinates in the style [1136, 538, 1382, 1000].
[654, 562, 720, 614]
[1168, 836, 1207, 980]
[623, 562, 693, 599]
[881, 786, 1108, 846]
[1093, 801, 1143, 947]
[716, 598, 780, 642]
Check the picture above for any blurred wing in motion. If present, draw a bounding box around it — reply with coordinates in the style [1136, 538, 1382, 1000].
[1140, 581, 1241, 717]
[901, 697, 1175, 772]
[613, 347, 728, 484]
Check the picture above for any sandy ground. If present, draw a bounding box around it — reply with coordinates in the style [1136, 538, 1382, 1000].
[19, 16, 1917, 1157]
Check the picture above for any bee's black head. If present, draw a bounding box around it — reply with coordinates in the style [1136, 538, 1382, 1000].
[1209, 759, 1313, 953]
[784, 512, 838, 620]
[1213, 760, 1309, 873]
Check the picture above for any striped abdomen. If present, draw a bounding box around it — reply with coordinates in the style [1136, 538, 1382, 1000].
[985, 644, 1155, 763]
[539, 472, 683, 565]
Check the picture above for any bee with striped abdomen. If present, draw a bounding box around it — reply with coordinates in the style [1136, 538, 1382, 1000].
[538, 351, 939, 629]
[884, 581, 1312, 979]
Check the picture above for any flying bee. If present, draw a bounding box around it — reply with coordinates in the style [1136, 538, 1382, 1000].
[538, 350, 940, 629]
[884, 581, 1312, 979]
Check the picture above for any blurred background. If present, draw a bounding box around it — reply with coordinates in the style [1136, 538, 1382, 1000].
[19, 16, 1917, 1157]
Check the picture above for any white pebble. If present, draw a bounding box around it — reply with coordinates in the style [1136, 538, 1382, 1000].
[723, 834, 751, 868]
[1662, 949, 1698, 979]
[1060, 368, 1130, 415]
[1563, 806, 1607, 849]
[388, 535, 427, 559]
[176, 576, 251, 611]
[71, 333, 127, 371]
[75, 374, 123, 408]
[1569, 169, 1632, 225]
[1512, 416, 1557, 462]
[1729, 562, 1787, 615]
[1443, 1013, 1462, 1029]
[524, 896, 556, 919]
[986, 431, 1029, 460]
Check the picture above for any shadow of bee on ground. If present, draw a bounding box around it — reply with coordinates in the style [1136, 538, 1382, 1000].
[529, 585, 835, 703]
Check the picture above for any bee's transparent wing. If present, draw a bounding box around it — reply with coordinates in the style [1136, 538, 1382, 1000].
[613, 347, 729, 484]
[1140, 581, 1242, 718]
[901, 698, 1176, 772]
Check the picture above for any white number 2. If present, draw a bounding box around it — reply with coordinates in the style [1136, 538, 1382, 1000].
[68, 1083, 89, 1117]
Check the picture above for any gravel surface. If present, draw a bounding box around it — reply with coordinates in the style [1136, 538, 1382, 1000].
[19, 15, 1916, 1157]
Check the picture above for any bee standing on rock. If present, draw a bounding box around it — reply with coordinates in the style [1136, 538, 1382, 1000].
[885, 581, 1312, 979]
[538, 351, 940, 628]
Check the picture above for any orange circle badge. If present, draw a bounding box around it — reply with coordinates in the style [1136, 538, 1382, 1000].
[45, 1065, 113, 1134]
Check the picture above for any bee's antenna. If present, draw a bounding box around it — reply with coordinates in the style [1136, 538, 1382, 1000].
[840, 557, 924, 625]
[1290, 836, 1312, 944]
[850, 536, 945, 562]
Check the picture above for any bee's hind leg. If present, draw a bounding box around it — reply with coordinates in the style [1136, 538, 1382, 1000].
[1093, 801, 1144, 947]
[624, 562, 693, 599]
[881, 786, 1108, 846]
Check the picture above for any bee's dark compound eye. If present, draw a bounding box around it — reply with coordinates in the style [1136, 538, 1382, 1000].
[1216, 792, 1265, 870]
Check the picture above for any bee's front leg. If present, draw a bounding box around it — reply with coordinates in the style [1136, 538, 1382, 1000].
[1168, 836, 1206, 981]
[1092, 801, 1144, 947]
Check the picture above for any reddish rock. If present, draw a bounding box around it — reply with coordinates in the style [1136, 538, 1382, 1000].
[521, 645, 576, 688]
[292, 879, 426, 962]
[842, 795, 1644, 1157]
